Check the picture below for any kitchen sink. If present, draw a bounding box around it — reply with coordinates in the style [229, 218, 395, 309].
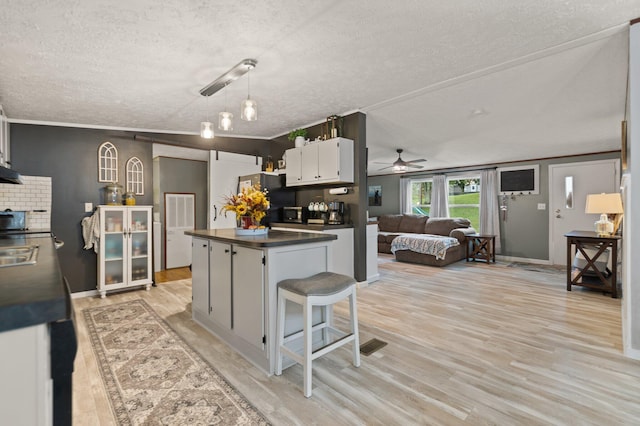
[0, 245, 39, 267]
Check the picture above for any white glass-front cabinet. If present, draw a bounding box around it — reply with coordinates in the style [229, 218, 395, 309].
[97, 205, 153, 298]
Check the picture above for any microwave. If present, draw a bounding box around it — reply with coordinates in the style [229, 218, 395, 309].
[282, 206, 307, 223]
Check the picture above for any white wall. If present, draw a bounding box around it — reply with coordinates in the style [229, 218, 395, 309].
[624, 21, 640, 359]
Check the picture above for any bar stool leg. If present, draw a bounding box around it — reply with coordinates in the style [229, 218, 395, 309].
[350, 289, 361, 367]
[303, 299, 313, 398]
[275, 290, 286, 376]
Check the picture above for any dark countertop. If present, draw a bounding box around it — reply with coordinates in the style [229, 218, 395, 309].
[270, 222, 354, 232]
[186, 228, 337, 247]
[0, 235, 68, 333]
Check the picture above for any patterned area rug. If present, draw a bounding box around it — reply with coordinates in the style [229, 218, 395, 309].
[83, 299, 270, 425]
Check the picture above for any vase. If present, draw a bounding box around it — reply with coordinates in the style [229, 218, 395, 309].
[238, 216, 254, 229]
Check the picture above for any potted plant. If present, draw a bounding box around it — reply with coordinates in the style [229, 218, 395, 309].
[288, 128, 308, 147]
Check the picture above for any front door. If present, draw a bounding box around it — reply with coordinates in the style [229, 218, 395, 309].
[549, 159, 619, 265]
[165, 193, 195, 269]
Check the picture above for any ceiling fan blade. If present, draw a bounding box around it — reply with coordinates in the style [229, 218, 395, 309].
[376, 165, 394, 170]
[407, 164, 424, 169]
[372, 161, 394, 165]
[405, 159, 427, 164]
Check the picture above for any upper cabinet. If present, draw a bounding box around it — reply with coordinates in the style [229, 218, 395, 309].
[0, 105, 9, 168]
[285, 137, 354, 187]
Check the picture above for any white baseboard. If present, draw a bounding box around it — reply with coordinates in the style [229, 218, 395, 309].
[495, 255, 551, 265]
[71, 289, 99, 299]
[624, 345, 640, 360]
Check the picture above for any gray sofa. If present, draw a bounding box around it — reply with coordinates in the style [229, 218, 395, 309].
[377, 214, 477, 266]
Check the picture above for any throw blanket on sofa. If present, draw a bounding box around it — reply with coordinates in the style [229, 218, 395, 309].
[391, 234, 460, 260]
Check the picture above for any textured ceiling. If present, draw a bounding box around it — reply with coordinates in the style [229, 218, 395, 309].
[0, 1, 639, 174]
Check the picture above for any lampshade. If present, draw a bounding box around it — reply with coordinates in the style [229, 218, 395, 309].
[200, 121, 214, 139]
[218, 111, 233, 131]
[585, 193, 623, 214]
[585, 193, 623, 236]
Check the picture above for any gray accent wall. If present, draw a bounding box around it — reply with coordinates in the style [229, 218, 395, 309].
[10, 124, 153, 293]
[153, 157, 208, 270]
[367, 151, 619, 261]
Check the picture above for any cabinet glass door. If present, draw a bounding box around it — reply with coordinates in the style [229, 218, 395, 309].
[129, 208, 150, 283]
[103, 209, 125, 285]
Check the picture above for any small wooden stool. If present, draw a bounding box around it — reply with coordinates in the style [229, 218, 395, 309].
[275, 272, 360, 397]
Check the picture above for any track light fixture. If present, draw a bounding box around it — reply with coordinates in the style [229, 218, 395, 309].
[200, 59, 257, 97]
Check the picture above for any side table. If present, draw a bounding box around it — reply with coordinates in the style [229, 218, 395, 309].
[565, 230, 620, 298]
[465, 234, 496, 263]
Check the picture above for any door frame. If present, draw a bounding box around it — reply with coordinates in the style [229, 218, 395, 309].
[164, 192, 196, 269]
[548, 159, 620, 264]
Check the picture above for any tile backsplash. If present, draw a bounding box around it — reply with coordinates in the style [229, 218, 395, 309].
[0, 175, 52, 229]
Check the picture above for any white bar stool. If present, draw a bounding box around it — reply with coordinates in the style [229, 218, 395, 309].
[275, 272, 360, 398]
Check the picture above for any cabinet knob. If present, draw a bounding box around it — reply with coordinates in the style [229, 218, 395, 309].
[224, 249, 230, 253]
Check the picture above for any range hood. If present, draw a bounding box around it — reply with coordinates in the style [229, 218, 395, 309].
[0, 164, 23, 184]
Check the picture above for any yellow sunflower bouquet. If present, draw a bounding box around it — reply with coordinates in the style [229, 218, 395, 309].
[223, 183, 270, 228]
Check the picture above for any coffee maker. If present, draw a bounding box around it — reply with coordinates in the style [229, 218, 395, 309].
[328, 201, 345, 225]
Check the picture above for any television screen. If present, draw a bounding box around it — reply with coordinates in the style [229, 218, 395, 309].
[498, 165, 538, 194]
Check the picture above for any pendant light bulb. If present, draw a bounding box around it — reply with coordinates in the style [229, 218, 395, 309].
[218, 111, 233, 131]
[200, 94, 214, 139]
[241, 98, 257, 121]
[218, 83, 234, 131]
[200, 121, 214, 139]
[241, 68, 257, 121]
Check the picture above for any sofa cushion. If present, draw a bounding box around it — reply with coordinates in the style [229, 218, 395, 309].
[398, 214, 428, 234]
[424, 217, 471, 236]
[450, 227, 478, 243]
[378, 214, 404, 232]
[378, 233, 400, 244]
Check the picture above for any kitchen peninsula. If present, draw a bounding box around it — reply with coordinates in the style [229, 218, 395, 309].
[186, 228, 337, 374]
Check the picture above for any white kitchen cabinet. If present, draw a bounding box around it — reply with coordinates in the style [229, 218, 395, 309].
[285, 146, 303, 186]
[97, 205, 153, 298]
[191, 239, 265, 350]
[191, 237, 209, 317]
[0, 324, 51, 426]
[209, 241, 233, 330]
[366, 223, 379, 283]
[232, 245, 265, 350]
[285, 137, 354, 186]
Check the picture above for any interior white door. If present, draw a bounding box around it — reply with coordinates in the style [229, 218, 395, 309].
[165, 193, 195, 269]
[209, 151, 261, 229]
[549, 159, 619, 265]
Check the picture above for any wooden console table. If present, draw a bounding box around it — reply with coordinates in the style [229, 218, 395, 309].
[465, 234, 496, 263]
[565, 230, 620, 298]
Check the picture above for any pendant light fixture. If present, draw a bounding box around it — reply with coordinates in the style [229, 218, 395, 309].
[218, 83, 233, 131]
[200, 95, 214, 139]
[241, 66, 257, 121]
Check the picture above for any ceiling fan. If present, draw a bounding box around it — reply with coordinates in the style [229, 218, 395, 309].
[376, 149, 426, 172]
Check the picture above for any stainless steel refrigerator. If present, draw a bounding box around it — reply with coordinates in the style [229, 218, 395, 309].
[238, 173, 296, 226]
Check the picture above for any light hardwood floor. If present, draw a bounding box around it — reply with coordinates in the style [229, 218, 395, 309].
[72, 256, 640, 425]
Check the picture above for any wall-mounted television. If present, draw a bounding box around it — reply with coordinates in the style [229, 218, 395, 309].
[497, 165, 539, 195]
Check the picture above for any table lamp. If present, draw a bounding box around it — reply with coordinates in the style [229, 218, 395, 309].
[585, 193, 624, 236]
